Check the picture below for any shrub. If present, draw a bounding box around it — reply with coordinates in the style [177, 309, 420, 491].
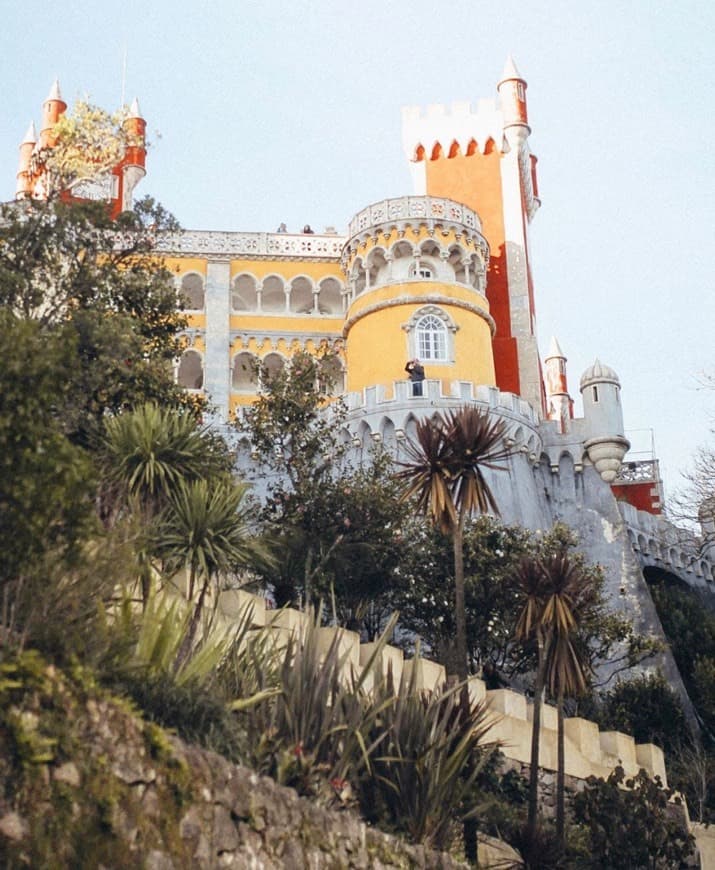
[571, 765, 695, 869]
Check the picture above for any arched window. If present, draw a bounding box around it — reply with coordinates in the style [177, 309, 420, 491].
[409, 261, 434, 280]
[177, 349, 203, 389]
[232, 352, 258, 391]
[262, 352, 285, 382]
[317, 278, 343, 315]
[232, 274, 257, 311]
[180, 274, 204, 310]
[416, 313, 448, 361]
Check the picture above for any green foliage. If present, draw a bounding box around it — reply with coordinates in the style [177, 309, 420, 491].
[396, 405, 509, 534]
[243, 350, 411, 619]
[0, 197, 192, 446]
[650, 577, 715, 735]
[100, 402, 232, 528]
[233, 612, 388, 799]
[571, 765, 695, 869]
[358, 670, 495, 851]
[582, 673, 688, 757]
[0, 313, 97, 589]
[35, 100, 138, 196]
[243, 349, 346, 490]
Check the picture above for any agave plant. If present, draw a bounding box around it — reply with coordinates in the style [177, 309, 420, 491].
[225, 610, 397, 800]
[359, 662, 496, 850]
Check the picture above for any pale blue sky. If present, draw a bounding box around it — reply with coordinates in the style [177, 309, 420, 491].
[3, 0, 713, 501]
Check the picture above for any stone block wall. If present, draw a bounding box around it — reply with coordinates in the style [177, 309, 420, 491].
[214, 589, 667, 785]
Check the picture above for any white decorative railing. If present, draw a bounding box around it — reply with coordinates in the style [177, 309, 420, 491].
[157, 231, 346, 260]
[348, 196, 482, 237]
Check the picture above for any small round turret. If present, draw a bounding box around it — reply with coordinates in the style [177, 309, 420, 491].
[39, 79, 67, 149]
[580, 359, 629, 482]
[497, 55, 530, 147]
[15, 121, 37, 198]
[119, 97, 147, 211]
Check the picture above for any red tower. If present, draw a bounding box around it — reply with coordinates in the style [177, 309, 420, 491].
[401, 57, 543, 413]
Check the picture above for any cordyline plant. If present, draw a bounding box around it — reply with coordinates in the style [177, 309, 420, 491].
[396, 406, 510, 689]
[359, 664, 497, 851]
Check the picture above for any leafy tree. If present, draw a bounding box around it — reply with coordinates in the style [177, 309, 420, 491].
[0, 196, 195, 447]
[650, 577, 715, 734]
[391, 517, 533, 672]
[571, 765, 695, 869]
[242, 351, 411, 622]
[396, 407, 509, 864]
[30, 99, 142, 197]
[396, 407, 509, 687]
[0, 313, 96, 591]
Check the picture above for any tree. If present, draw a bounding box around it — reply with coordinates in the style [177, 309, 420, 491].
[571, 766, 695, 868]
[0, 313, 97, 594]
[30, 99, 142, 198]
[396, 406, 509, 865]
[155, 478, 271, 672]
[541, 554, 591, 847]
[396, 407, 509, 687]
[514, 553, 591, 851]
[0, 196, 195, 448]
[242, 350, 412, 622]
[99, 403, 234, 603]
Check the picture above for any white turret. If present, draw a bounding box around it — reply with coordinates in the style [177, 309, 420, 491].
[580, 359, 629, 482]
[544, 336, 573, 434]
[497, 55, 530, 149]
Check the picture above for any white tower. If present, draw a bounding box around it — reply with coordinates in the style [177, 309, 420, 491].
[580, 359, 630, 482]
[544, 336, 573, 434]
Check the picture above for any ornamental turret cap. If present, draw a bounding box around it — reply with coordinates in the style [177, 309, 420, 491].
[580, 358, 621, 390]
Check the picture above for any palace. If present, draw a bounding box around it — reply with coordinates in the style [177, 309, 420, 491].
[14, 61, 715, 707]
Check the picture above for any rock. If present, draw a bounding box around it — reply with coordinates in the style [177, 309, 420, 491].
[0, 811, 28, 842]
[53, 761, 81, 787]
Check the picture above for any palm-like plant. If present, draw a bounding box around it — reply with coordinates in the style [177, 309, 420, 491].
[397, 406, 508, 863]
[542, 554, 590, 847]
[100, 402, 232, 603]
[155, 477, 271, 672]
[515, 553, 589, 853]
[397, 406, 508, 686]
[102, 402, 230, 516]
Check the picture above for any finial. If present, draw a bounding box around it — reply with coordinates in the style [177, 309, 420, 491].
[128, 97, 142, 118]
[500, 55, 524, 83]
[46, 79, 62, 102]
[546, 336, 565, 360]
[21, 121, 37, 145]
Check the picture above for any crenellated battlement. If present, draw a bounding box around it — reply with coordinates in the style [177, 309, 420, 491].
[401, 99, 506, 162]
[619, 501, 715, 586]
[344, 379, 542, 458]
[213, 587, 668, 786]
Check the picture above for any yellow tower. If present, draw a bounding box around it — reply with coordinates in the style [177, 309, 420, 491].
[341, 196, 496, 397]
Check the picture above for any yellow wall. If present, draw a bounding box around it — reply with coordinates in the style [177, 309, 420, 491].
[345, 280, 495, 395]
[230, 259, 342, 282]
[166, 257, 207, 276]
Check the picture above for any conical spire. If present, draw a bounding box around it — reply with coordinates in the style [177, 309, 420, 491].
[128, 97, 142, 119]
[545, 335, 565, 361]
[45, 79, 62, 103]
[500, 55, 524, 84]
[21, 121, 37, 145]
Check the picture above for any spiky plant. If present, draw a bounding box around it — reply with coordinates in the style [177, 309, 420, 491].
[396, 406, 509, 687]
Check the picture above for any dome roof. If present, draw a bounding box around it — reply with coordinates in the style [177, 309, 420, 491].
[580, 358, 621, 390]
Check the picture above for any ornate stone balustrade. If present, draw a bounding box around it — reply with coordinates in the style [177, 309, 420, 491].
[347, 196, 483, 237]
[157, 230, 345, 261]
